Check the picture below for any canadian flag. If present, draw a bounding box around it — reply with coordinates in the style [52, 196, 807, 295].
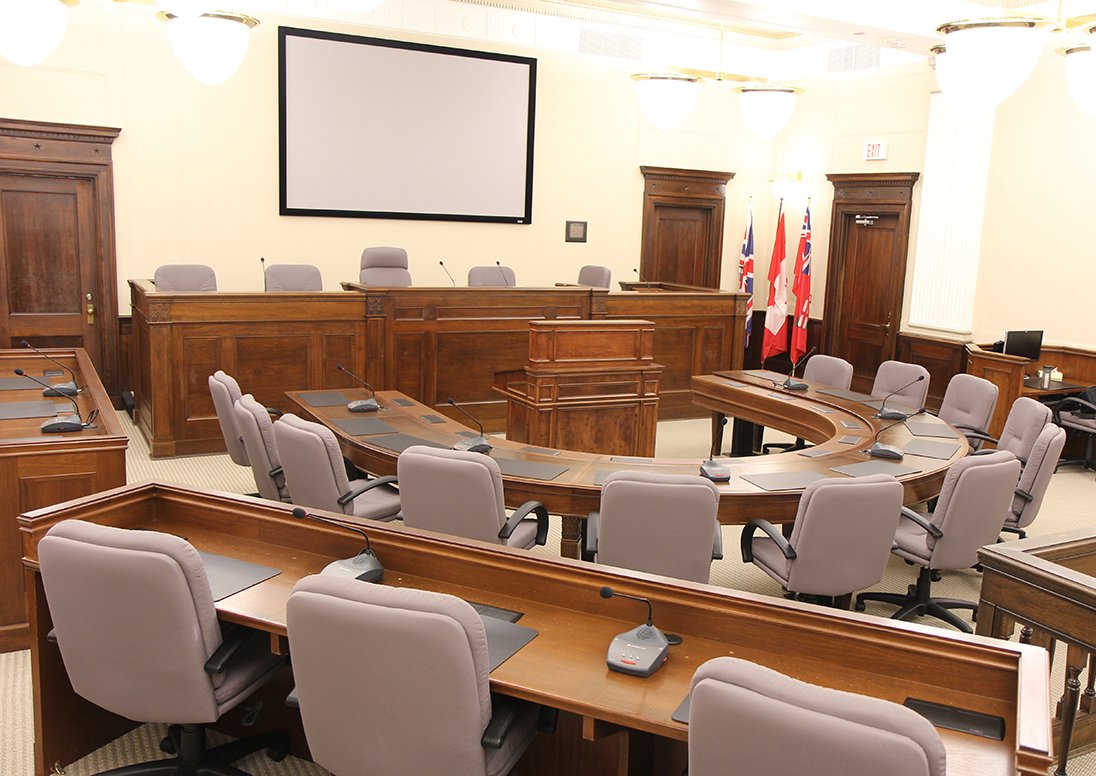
[760, 203, 788, 363]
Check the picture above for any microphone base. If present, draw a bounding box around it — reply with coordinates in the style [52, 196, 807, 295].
[782, 379, 808, 391]
[453, 436, 493, 454]
[868, 442, 904, 461]
[40, 415, 84, 434]
[41, 381, 78, 397]
[347, 398, 380, 413]
[606, 624, 670, 677]
[321, 551, 384, 583]
[877, 410, 911, 421]
[699, 460, 731, 482]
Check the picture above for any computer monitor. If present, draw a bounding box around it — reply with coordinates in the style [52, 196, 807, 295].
[1004, 330, 1043, 360]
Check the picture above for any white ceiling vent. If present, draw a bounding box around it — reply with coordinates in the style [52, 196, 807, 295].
[828, 43, 881, 73]
[578, 28, 643, 60]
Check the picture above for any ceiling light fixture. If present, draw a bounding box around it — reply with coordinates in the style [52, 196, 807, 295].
[161, 11, 259, 86]
[737, 86, 800, 139]
[631, 73, 701, 131]
[0, 0, 76, 67]
[1064, 43, 1096, 119]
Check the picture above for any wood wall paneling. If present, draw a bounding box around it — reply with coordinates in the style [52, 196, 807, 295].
[896, 333, 968, 412]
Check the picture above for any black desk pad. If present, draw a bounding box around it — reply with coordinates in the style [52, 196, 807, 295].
[393, 398, 414, 406]
[610, 455, 655, 464]
[420, 414, 447, 424]
[671, 692, 691, 724]
[740, 471, 831, 491]
[903, 439, 962, 460]
[520, 446, 562, 456]
[839, 420, 862, 429]
[797, 447, 832, 458]
[830, 460, 920, 477]
[197, 550, 280, 602]
[331, 417, 397, 436]
[0, 400, 64, 420]
[905, 420, 958, 439]
[0, 376, 42, 391]
[493, 457, 569, 481]
[1023, 376, 1083, 392]
[297, 391, 350, 407]
[468, 601, 523, 623]
[766, 392, 797, 401]
[818, 387, 876, 403]
[837, 435, 862, 445]
[368, 433, 448, 453]
[745, 369, 788, 383]
[482, 616, 538, 672]
[903, 698, 1004, 740]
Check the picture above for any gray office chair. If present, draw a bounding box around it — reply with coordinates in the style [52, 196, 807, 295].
[208, 371, 249, 467]
[153, 264, 218, 292]
[1001, 422, 1065, 539]
[966, 396, 1052, 463]
[287, 575, 540, 776]
[688, 657, 946, 776]
[1054, 390, 1096, 472]
[233, 394, 290, 502]
[584, 471, 721, 584]
[38, 519, 287, 776]
[468, 265, 516, 287]
[396, 445, 548, 549]
[274, 413, 401, 521]
[359, 246, 412, 286]
[264, 263, 322, 291]
[871, 360, 930, 410]
[741, 474, 903, 608]
[855, 450, 1021, 632]
[803, 354, 854, 390]
[937, 373, 999, 450]
[576, 265, 611, 288]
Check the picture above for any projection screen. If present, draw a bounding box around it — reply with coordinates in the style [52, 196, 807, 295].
[279, 27, 537, 223]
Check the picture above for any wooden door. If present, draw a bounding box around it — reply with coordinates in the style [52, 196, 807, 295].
[823, 173, 919, 393]
[639, 167, 733, 289]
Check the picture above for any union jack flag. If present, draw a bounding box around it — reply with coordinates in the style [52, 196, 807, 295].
[738, 204, 755, 345]
[790, 205, 812, 364]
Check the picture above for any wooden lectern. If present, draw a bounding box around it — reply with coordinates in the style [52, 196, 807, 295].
[493, 320, 662, 456]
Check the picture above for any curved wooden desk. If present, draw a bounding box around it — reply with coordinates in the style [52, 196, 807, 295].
[286, 370, 966, 559]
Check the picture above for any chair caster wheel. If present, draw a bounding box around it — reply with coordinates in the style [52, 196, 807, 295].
[854, 601, 866, 612]
[267, 744, 288, 762]
[930, 570, 941, 582]
[159, 736, 176, 755]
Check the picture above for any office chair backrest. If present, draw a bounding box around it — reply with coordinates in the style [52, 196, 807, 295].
[208, 371, 249, 466]
[577, 265, 611, 288]
[233, 394, 289, 502]
[938, 373, 998, 437]
[998, 396, 1053, 463]
[802, 355, 853, 390]
[928, 450, 1021, 569]
[596, 471, 720, 584]
[38, 519, 223, 724]
[1010, 422, 1066, 530]
[467, 265, 516, 287]
[359, 246, 412, 286]
[153, 264, 218, 292]
[688, 657, 946, 776]
[871, 361, 930, 409]
[785, 474, 903, 597]
[264, 263, 322, 291]
[287, 575, 495, 776]
[274, 413, 354, 514]
[397, 445, 508, 544]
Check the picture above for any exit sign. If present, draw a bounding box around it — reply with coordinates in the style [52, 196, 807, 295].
[864, 140, 889, 160]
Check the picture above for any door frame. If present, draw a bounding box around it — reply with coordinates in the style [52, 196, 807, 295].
[821, 172, 919, 360]
[0, 118, 121, 401]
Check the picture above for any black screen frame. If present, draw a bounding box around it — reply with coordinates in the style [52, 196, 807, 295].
[1004, 330, 1043, 360]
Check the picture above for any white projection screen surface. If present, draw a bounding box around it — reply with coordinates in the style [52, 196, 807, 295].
[279, 27, 537, 223]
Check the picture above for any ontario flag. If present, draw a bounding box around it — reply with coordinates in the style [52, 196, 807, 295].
[738, 204, 755, 345]
[790, 205, 812, 363]
[760, 202, 788, 362]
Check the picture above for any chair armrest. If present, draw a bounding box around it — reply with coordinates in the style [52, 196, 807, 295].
[900, 507, 943, 539]
[481, 695, 521, 749]
[337, 475, 398, 507]
[585, 511, 599, 556]
[711, 521, 723, 561]
[499, 501, 550, 546]
[268, 466, 283, 479]
[265, 406, 284, 418]
[740, 519, 796, 563]
[951, 423, 983, 433]
[285, 686, 299, 709]
[205, 625, 250, 675]
[46, 628, 57, 643]
[1014, 488, 1033, 503]
[963, 430, 998, 447]
[1055, 397, 1096, 423]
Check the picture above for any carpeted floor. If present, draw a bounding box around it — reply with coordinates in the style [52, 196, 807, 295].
[3, 412, 1094, 775]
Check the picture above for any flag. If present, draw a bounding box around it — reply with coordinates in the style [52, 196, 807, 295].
[790, 205, 812, 364]
[760, 202, 788, 362]
[738, 204, 755, 345]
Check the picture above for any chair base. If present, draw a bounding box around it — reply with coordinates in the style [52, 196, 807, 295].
[855, 567, 975, 634]
[761, 437, 807, 455]
[1055, 429, 1095, 473]
[96, 723, 287, 776]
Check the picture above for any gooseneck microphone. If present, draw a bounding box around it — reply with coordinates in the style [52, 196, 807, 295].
[14, 369, 84, 433]
[260, 256, 267, 291]
[600, 585, 653, 626]
[866, 418, 909, 461]
[446, 397, 492, 454]
[335, 364, 379, 413]
[876, 375, 926, 421]
[632, 268, 650, 285]
[495, 261, 510, 287]
[439, 260, 456, 287]
[20, 340, 81, 396]
[291, 507, 384, 582]
[599, 586, 675, 677]
[782, 346, 817, 391]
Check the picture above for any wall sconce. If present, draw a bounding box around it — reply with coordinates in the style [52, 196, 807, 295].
[1064, 28, 1096, 119]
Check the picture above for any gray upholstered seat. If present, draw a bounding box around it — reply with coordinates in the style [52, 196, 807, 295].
[938, 373, 998, 449]
[233, 393, 290, 502]
[359, 246, 412, 286]
[742, 474, 903, 607]
[856, 450, 1021, 632]
[208, 371, 249, 467]
[967, 396, 1053, 463]
[396, 445, 548, 549]
[153, 264, 218, 292]
[802, 354, 854, 390]
[38, 519, 286, 776]
[585, 471, 721, 584]
[871, 360, 930, 410]
[264, 263, 322, 291]
[1001, 422, 1065, 538]
[274, 413, 401, 521]
[576, 265, 611, 288]
[287, 575, 540, 776]
[468, 265, 516, 287]
[688, 657, 946, 776]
